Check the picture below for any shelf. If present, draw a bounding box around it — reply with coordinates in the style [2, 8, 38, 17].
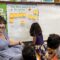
[0, 1, 60, 5]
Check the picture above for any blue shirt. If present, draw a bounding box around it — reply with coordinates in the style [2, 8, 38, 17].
[0, 39, 9, 50]
[35, 35, 44, 45]
[0, 31, 9, 50]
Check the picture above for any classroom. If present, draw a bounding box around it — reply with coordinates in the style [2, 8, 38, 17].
[0, 0, 60, 60]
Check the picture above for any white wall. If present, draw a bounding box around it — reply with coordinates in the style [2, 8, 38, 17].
[38, 5, 60, 40]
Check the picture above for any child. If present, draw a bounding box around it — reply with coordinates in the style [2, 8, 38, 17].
[30, 22, 46, 60]
[46, 34, 60, 60]
[30, 22, 44, 45]
[22, 45, 36, 60]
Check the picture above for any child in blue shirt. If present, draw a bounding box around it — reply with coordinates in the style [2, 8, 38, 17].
[30, 22, 46, 60]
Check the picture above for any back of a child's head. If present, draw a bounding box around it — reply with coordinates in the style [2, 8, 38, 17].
[22, 45, 36, 60]
[47, 34, 60, 49]
[30, 22, 42, 36]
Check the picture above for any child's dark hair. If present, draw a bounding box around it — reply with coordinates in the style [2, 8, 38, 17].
[0, 16, 6, 24]
[22, 45, 36, 60]
[30, 22, 42, 36]
[47, 34, 60, 49]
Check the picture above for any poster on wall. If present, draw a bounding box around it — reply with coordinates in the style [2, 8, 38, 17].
[0, 0, 21, 2]
[27, 0, 42, 2]
[7, 4, 39, 41]
[42, 0, 54, 2]
[0, 3, 7, 19]
[0, 0, 41, 2]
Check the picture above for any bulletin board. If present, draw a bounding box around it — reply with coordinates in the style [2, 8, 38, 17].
[7, 4, 39, 41]
[0, 3, 7, 19]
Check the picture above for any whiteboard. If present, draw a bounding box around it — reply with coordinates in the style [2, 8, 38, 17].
[38, 5, 60, 40]
[7, 4, 60, 41]
[7, 4, 39, 42]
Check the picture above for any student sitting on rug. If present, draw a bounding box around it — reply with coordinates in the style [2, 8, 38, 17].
[22, 45, 36, 60]
[46, 34, 60, 60]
